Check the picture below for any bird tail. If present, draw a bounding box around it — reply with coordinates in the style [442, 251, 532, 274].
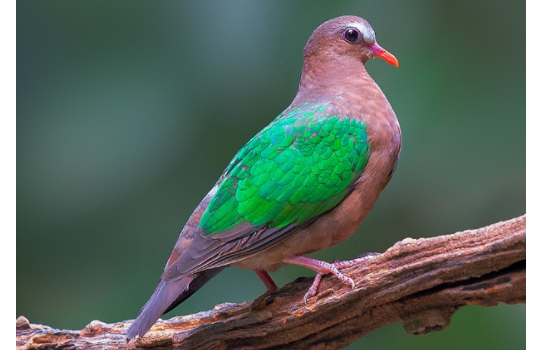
[126, 267, 224, 340]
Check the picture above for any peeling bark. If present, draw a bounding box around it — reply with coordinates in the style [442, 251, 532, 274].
[16, 214, 526, 350]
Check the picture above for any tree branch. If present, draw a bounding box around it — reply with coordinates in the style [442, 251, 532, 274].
[17, 214, 526, 350]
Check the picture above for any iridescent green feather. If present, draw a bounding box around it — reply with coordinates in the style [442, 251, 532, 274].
[199, 103, 370, 234]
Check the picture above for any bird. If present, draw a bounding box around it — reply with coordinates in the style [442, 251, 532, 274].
[127, 15, 401, 340]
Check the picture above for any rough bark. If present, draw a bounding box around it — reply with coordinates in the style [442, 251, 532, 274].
[16, 214, 526, 350]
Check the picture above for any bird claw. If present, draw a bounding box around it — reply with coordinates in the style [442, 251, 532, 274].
[303, 256, 375, 303]
[331, 253, 378, 269]
[303, 268, 356, 305]
[284, 255, 375, 305]
[303, 291, 311, 305]
[251, 289, 278, 310]
[303, 273, 323, 304]
[334, 271, 355, 290]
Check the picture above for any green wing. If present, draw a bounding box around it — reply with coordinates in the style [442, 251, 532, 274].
[199, 103, 370, 235]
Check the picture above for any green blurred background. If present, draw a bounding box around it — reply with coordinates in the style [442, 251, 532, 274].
[17, 0, 525, 349]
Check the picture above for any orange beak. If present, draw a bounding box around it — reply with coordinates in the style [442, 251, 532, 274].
[369, 43, 399, 68]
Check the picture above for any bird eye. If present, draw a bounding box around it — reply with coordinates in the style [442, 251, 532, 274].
[343, 28, 360, 43]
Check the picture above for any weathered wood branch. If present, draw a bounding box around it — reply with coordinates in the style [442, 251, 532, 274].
[17, 214, 526, 350]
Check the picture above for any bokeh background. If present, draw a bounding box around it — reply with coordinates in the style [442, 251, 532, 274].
[17, 0, 525, 349]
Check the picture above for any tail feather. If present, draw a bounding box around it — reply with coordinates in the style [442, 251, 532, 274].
[162, 267, 224, 315]
[127, 268, 224, 340]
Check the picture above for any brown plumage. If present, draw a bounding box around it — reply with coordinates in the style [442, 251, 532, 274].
[127, 15, 401, 340]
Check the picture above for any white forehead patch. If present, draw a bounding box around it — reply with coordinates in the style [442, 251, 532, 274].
[347, 21, 375, 43]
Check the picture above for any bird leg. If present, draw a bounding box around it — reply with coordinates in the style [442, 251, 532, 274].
[284, 254, 377, 303]
[251, 269, 279, 309]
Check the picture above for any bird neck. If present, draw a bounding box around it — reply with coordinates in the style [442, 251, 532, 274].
[293, 58, 376, 106]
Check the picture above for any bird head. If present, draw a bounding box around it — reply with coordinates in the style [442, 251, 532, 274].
[303, 16, 399, 68]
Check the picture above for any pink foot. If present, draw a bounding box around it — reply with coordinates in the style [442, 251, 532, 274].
[284, 254, 376, 303]
[251, 269, 279, 309]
